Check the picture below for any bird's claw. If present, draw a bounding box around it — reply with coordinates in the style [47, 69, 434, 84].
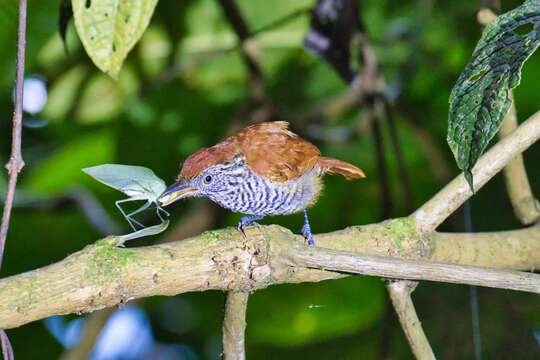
[301, 228, 316, 246]
[305, 233, 315, 246]
[237, 215, 264, 237]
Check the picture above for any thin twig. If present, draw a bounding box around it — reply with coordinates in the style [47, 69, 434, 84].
[387, 281, 435, 360]
[216, 0, 265, 102]
[61, 308, 115, 360]
[412, 110, 540, 233]
[370, 112, 394, 218]
[249, 7, 310, 38]
[0, 330, 13, 360]
[0, 0, 27, 357]
[222, 291, 249, 360]
[0, 0, 27, 269]
[381, 98, 414, 211]
[498, 96, 540, 225]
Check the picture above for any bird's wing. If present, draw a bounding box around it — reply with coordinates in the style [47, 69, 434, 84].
[231, 121, 321, 182]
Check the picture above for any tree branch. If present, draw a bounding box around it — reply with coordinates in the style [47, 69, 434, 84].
[0, 0, 27, 357]
[498, 97, 540, 225]
[0, 0, 27, 270]
[387, 281, 435, 360]
[289, 245, 540, 293]
[222, 291, 249, 360]
[0, 222, 538, 330]
[412, 110, 540, 232]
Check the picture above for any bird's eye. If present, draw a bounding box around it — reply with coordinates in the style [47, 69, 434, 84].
[204, 175, 212, 184]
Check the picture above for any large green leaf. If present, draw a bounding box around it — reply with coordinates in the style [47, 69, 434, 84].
[447, 0, 540, 190]
[71, 0, 158, 78]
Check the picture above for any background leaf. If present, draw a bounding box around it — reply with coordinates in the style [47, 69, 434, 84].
[71, 0, 158, 78]
[447, 0, 540, 189]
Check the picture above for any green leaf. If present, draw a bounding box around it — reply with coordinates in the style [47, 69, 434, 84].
[447, 0, 540, 190]
[71, 0, 158, 78]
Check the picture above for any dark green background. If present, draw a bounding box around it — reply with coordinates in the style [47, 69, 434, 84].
[0, 0, 539, 359]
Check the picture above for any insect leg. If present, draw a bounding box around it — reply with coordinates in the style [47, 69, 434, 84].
[116, 199, 145, 230]
[155, 205, 170, 222]
[126, 201, 152, 226]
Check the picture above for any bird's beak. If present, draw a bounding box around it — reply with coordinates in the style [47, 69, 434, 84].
[158, 181, 198, 206]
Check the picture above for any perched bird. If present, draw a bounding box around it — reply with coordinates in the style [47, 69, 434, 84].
[158, 121, 365, 245]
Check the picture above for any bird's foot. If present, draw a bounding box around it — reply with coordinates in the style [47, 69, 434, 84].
[300, 209, 316, 246]
[303, 231, 315, 246]
[237, 214, 264, 237]
[301, 225, 316, 246]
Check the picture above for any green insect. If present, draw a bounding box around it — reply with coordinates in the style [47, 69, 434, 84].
[83, 164, 170, 230]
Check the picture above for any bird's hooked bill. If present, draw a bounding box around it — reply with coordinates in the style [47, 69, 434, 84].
[158, 181, 197, 206]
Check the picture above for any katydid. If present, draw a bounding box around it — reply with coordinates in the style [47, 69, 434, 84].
[83, 164, 169, 230]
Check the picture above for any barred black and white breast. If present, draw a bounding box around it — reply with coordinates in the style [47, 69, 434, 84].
[200, 156, 322, 215]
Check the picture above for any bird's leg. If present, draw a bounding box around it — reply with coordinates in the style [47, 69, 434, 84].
[300, 209, 316, 246]
[237, 214, 264, 236]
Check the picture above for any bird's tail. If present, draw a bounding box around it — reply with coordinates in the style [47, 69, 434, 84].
[317, 157, 366, 180]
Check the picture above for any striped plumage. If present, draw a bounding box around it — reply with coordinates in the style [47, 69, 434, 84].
[158, 121, 365, 245]
[200, 155, 322, 216]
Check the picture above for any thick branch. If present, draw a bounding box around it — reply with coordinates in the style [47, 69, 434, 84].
[412, 110, 540, 232]
[0, 222, 538, 329]
[387, 281, 435, 360]
[498, 99, 540, 225]
[222, 291, 249, 360]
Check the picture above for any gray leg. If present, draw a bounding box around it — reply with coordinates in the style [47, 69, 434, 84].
[300, 209, 315, 246]
[155, 205, 170, 222]
[237, 214, 264, 236]
[116, 199, 145, 230]
[126, 201, 151, 219]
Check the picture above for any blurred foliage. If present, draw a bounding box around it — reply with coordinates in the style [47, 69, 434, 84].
[0, 0, 538, 359]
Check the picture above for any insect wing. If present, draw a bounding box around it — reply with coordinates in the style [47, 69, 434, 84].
[83, 164, 166, 198]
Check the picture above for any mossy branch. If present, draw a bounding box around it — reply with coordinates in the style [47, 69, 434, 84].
[0, 221, 538, 330]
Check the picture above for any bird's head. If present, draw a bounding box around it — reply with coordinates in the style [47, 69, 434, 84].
[158, 143, 246, 207]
